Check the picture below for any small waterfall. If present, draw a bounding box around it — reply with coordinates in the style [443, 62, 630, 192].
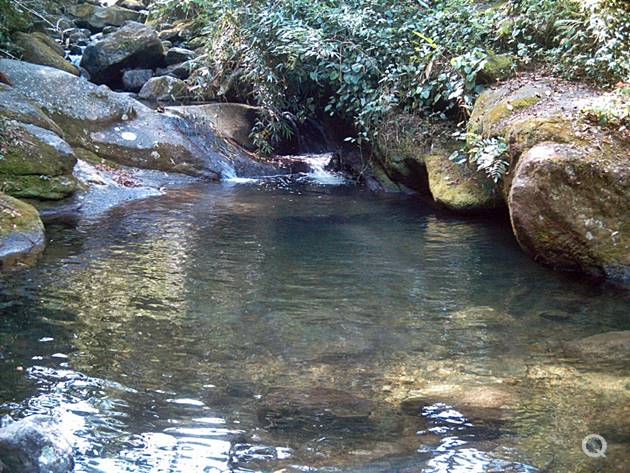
[295, 153, 347, 185]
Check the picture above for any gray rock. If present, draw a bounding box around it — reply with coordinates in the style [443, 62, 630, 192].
[67, 4, 141, 32]
[258, 387, 374, 431]
[0, 83, 63, 135]
[122, 68, 153, 92]
[116, 0, 146, 11]
[165, 47, 197, 66]
[167, 102, 259, 150]
[0, 59, 135, 141]
[80, 21, 164, 85]
[138, 76, 187, 102]
[166, 59, 196, 80]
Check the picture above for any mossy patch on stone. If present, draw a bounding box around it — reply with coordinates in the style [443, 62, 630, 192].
[468, 83, 551, 136]
[425, 152, 501, 213]
[0, 175, 78, 200]
[0, 192, 45, 268]
[478, 53, 515, 84]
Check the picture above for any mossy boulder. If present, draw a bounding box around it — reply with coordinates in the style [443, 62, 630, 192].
[0, 122, 77, 200]
[509, 142, 630, 283]
[0, 193, 45, 269]
[138, 76, 187, 102]
[372, 114, 432, 193]
[14, 32, 79, 76]
[81, 22, 164, 85]
[425, 152, 501, 213]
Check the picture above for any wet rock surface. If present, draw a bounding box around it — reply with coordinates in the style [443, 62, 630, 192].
[0, 416, 74, 473]
[0, 193, 45, 269]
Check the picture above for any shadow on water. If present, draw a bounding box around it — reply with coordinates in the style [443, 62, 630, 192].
[0, 180, 629, 472]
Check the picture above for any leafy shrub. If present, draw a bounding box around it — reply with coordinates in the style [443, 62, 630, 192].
[150, 0, 630, 154]
[449, 132, 510, 183]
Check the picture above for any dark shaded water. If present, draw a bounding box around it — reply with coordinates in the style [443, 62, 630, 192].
[0, 182, 629, 472]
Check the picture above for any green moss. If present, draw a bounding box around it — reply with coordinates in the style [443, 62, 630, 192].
[0, 192, 42, 237]
[478, 53, 515, 84]
[425, 153, 500, 213]
[0, 174, 78, 200]
[15, 32, 80, 76]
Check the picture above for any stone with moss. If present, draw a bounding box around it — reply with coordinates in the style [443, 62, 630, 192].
[67, 4, 142, 32]
[14, 32, 79, 76]
[509, 142, 630, 283]
[0, 175, 78, 200]
[468, 82, 551, 136]
[139, 76, 188, 102]
[478, 53, 515, 84]
[0, 192, 45, 269]
[425, 152, 501, 213]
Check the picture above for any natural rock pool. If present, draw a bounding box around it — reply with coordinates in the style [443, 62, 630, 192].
[0, 180, 629, 472]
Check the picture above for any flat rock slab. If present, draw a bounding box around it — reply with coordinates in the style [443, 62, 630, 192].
[258, 387, 374, 431]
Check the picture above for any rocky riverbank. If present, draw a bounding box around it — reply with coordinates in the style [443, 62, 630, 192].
[0, 0, 628, 285]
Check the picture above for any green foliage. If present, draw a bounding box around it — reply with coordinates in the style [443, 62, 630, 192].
[449, 132, 509, 183]
[0, 0, 30, 55]
[581, 88, 630, 132]
[151, 0, 630, 154]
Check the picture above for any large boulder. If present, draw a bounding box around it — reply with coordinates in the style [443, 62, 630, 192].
[0, 416, 73, 472]
[165, 47, 197, 66]
[167, 103, 260, 150]
[81, 22, 164, 85]
[68, 4, 142, 32]
[0, 60, 290, 179]
[138, 76, 187, 102]
[14, 32, 79, 76]
[0, 194, 45, 269]
[509, 142, 629, 281]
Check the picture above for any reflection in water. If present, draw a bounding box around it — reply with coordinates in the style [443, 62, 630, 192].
[0, 182, 629, 472]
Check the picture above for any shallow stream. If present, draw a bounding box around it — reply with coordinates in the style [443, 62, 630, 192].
[0, 178, 629, 472]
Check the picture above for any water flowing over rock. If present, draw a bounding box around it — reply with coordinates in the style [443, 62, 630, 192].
[0, 416, 74, 472]
[81, 22, 164, 85]
[0, 194, 45, 269]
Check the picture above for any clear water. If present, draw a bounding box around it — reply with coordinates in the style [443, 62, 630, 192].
[0, 180, 629, 472]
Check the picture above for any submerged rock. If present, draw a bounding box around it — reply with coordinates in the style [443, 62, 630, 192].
[81, 22, 164, 85]
[258, 387, 374, 431]
[564, 331, 630, 363]
[14, 32, 79, 76]
[401, 384, 519, 423]
[0, 193, 45, 269]
[0, 416, 73, 472]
